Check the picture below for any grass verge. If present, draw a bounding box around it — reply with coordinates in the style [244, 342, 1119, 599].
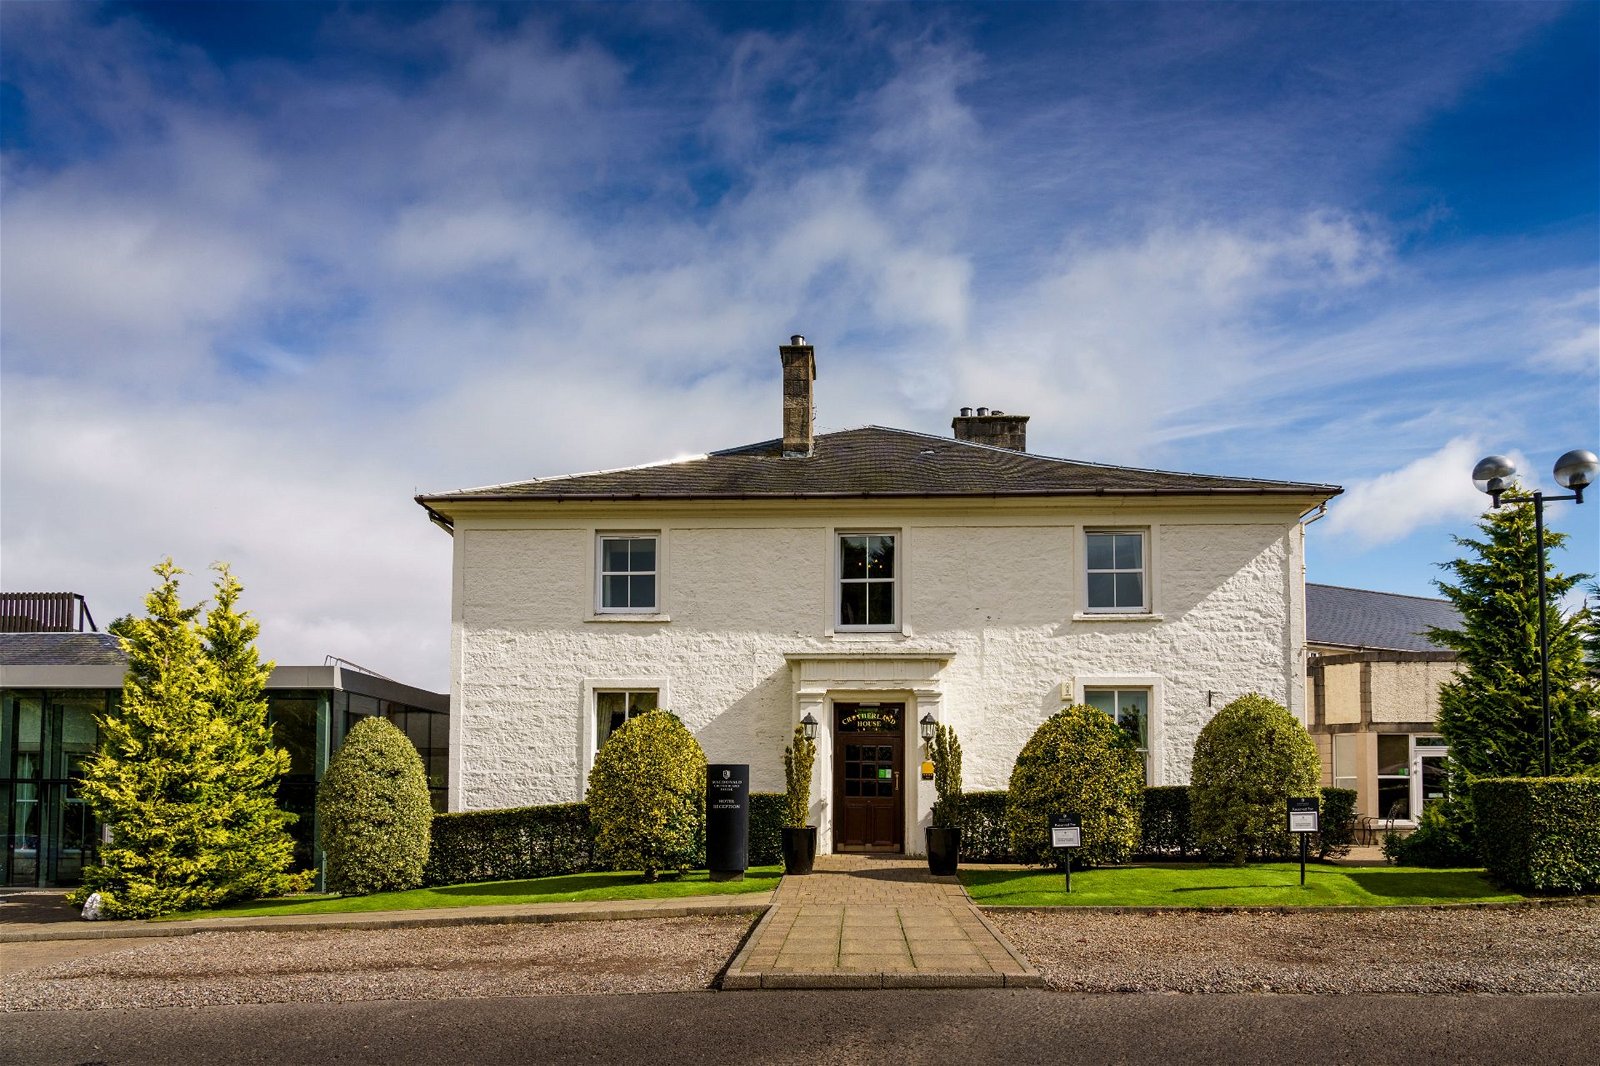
[960, 862, 1525, 907]
[157, 866, 782, 921]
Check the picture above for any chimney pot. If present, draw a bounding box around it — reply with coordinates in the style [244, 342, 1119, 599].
[790, 334, 805, 345]
[952, 408, 1030, 452]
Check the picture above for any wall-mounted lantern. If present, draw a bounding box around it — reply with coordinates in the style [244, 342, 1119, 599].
[919, 712, 937, 742]
[800, 712, 818, 741]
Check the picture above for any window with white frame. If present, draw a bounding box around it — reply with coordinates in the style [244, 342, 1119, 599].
[596, 534, 658, 612]
[837, 533, 897, 629]
[595, 689, 659, 749]
[1085, 530, 1147, 612]
[1084, 688, 1150, 780]
[1331, 734, 1358, 792]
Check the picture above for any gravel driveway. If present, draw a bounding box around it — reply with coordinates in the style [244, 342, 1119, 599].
[989, 904, 1600, 993]
[1, 915, 758, 1012]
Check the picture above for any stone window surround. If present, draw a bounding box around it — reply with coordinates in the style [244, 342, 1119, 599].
[1074, 525, 1163, 621]
[587, 529, 670, 622]
[830, 527, 904, 635]
[577, 676, 672, 795]
[1068, 673, 1166, 786]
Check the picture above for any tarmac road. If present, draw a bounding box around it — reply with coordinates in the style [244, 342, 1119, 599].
[4, 989, 1598, 1065]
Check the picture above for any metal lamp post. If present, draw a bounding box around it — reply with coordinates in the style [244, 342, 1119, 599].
[1471, 448, 1600, 776]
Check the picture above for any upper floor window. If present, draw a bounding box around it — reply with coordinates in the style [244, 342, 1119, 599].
[1085, 530, 1147, 612]
[1084, 687, 1149, 780]
[837, 533, 897, 629]
[597, 534, 657, 613]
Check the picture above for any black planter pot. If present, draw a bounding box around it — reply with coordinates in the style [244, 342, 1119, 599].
[926, 826, 961, 876]
[781, 826, 817, 874]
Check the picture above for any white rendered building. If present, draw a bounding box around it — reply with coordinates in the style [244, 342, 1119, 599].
[418, 337, 1341, 855]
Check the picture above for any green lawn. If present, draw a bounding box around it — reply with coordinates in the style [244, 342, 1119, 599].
[960, 863, 1524, 907]
[157, 866, 783, 921]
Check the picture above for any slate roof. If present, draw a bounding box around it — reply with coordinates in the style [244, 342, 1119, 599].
[419, 426, 1341, 506]
[1306, 584, 1460, 654]
[0, 632, 126, 666]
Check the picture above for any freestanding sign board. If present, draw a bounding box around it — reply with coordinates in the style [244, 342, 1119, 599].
[1286, 796, 1319, 886]
[1287, 797, 1320, 835]
[1050, 813, 1082, 892]
[707, 764, 750, 881]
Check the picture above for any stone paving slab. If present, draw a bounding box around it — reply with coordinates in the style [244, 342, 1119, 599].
[722, 854, 1043, 990]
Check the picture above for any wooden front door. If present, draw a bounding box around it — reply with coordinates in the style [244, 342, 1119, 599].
[833, 702, 905, 852]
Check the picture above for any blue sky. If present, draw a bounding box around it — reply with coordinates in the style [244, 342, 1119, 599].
[2, 1, 1595, 689]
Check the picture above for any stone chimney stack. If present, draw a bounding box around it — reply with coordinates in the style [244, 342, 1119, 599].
[779, 335, 816, 458]
[952, 408, 1029, 452]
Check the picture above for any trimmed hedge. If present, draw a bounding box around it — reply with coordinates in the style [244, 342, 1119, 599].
[1472, 777, 1600, 892]
[317, 717, 433, 894]
[956, 791, 1012, 862]
[587, 710, 706, 881]
[1140, 786, 1195, 858]
[1007, 705, 1146, 867]
[1190, 694, 1322, 864]
[425, 802, 594, 886]
[1316, 787, 1358, 860]
[960, 785, 1355, 863]
[749, 792, 785, 867]
[425, 792, 786, 886]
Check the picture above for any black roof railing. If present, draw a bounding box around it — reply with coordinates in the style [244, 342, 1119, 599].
[0, 592, 97, 633]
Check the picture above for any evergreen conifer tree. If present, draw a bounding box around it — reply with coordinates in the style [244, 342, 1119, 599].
[70, 560, 306, 918]
[201, 565, 310, 902]
[1428, 501, 1600, 782]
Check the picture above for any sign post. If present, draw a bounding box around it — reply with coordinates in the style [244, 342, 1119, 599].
[1287, 796, 1320, 888]
[1050, 813, 1082, 893]
[707, 764, 750, 882]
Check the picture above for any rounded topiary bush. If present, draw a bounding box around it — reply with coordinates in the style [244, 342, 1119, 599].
[316, 717, 433, 894]
[1189, 693, 1320, 865]
[1006, 704, 1145, 867]
[587, 709, 706, 881]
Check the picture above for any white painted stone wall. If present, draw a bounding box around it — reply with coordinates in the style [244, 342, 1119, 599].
[445, 500, 1312, 853]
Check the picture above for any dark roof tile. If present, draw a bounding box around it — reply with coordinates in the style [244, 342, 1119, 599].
[1306, 584, 1460, 653]
[420, 426, 1340, 505]
[0, 633, 126, 666]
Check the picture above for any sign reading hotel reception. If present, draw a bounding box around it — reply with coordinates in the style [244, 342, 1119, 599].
[706, 764, 749, 881]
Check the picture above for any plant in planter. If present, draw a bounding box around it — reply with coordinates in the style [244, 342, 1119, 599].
[781, 724, 817, 874]
[926, 723, 963, 875]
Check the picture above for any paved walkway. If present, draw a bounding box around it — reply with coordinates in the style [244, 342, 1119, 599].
[722, 854, 1042, 989]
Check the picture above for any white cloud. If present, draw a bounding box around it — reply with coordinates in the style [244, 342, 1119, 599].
[1323, 438, 1524, 547]
[1, 4, 1594, 692]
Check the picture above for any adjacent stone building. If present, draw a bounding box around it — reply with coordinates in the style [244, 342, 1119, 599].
[1305, 583, 1462, 831]
[418, 337, 1342, 856]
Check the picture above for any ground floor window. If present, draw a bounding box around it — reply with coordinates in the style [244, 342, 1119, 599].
[1331, 734, 1358, 791]
[1084, 688, 1150, 781]
[1374, 733, 1451, 823]
[596, 689, 659, 748]
[1376, 734, 1411, 821]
